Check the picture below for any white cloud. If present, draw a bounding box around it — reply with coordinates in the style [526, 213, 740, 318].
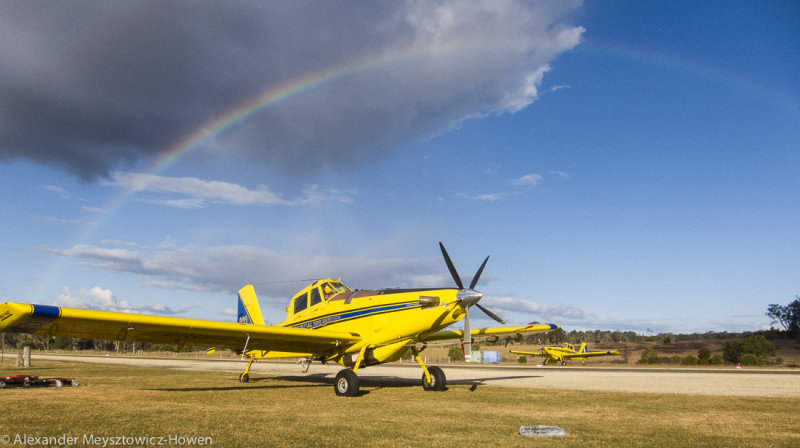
[38, 216, 81, 225]
[53, 244, 141, 263]
[105, 172, 356, 208]
[500, 66, 549, 112]
[483, 296, 594, 321]
[43, 185, 67, 195]
[49, 240, 447, 299]
[100, 240, 143, 249]
[512, 173, 544, 186]
[54, 286, 191, 315]
[550, 170, 571, 179]
[457, 192, 510, 201]
[136, 197, 206, 209]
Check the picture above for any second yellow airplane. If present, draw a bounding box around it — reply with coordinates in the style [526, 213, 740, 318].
[510, 342, 620, 366]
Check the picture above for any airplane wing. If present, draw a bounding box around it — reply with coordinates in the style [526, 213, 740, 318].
[508, 349, 620, 358]
[508, 349, 545, 357]
[420, 323, 559, 343]
[561, 350, 621, 359]
[0, 302, 361, 355]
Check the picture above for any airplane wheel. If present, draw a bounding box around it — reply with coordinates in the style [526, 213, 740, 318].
[239, 373, 250, 383]
[422, 366, 446, 391]
[334, 369, 360, 397]
[561, 361, 567, 366]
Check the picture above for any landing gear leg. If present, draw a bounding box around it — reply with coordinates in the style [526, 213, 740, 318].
[412, 347, 446, 391]
[333, 345, 369, 397]
[239, 357, 255, 383]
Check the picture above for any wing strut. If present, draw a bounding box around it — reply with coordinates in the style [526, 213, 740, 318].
[240, 334, 251, 359]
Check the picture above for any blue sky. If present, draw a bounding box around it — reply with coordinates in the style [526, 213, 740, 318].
[1, 1, 798, 334]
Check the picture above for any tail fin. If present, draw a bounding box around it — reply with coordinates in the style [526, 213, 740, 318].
[579, 342, 588, 353]
[237, 285, 265, 325]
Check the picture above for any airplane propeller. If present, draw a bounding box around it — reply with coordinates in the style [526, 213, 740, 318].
[438, 242, 506, 362]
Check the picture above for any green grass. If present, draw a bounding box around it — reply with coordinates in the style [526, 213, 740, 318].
[1, 360, 798, 447]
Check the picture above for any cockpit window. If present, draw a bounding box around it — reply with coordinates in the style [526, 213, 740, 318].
[309, 288, 322, 307]
[333, 282, 350, 292]
[293, 292, 308, 313]
[322, 281, 351, 299]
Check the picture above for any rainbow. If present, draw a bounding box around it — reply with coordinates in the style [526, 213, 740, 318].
[34, 44, 463, 300]
[73, 36, 522, 243]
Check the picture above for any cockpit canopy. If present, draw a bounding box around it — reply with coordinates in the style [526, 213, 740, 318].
[290, 279, 351, 315]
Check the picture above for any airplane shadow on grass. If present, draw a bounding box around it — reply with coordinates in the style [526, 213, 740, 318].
[151, 373, 540, 396]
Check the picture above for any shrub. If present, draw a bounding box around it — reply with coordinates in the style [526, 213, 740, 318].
[698, 347, 711, 363]
[518, 356, 527, 364]
[670, 355, 681, 364]
[663, 336, 672, 344]
[740, 353, 759, 366]
[681, 355, 698, 366]
[724, 334, 775, 363]
[638, 347, 660, 364]
[710, 354, 724, 365]
[447, 346, 464, 361]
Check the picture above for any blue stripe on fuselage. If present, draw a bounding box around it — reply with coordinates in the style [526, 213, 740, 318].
[291, 302, 419, 330]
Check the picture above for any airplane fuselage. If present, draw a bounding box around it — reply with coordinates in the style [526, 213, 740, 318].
[245, 280, 463, 368]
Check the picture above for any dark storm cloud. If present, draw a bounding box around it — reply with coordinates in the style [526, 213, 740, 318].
[0, 0, 583, 179]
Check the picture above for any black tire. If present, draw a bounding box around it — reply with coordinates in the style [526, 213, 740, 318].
[334, 369, 360, 397]
[421, 366, 446, 391]
[561, 361, 567, 366]
[239, 373, 250, 383]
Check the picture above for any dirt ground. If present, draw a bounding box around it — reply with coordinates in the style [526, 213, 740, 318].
[24, 353, 800, 398]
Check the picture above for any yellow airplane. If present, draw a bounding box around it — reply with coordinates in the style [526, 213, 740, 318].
[510, 342, 620, 366]
[0, 243, 559, 396]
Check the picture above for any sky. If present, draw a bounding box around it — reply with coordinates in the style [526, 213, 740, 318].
[1, 0, 798, 334]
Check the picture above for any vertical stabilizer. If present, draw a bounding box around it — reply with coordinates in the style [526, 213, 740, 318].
[237, 285, 265, 325]
[579, 342, 588, 353]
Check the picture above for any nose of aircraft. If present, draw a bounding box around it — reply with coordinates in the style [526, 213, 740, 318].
[457, 288, 483, 308]
[439, 242, 505, 325]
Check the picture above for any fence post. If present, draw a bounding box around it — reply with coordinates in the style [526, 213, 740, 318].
[17, 346, 31, 367]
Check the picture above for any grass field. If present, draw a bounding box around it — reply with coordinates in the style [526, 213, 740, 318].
[1, 360, 798, 447]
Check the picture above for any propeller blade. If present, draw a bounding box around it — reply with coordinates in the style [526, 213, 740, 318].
[476, 303, 506, 324]
[462, 306, 472, 362]
[439, 242, 464, 290]
[469, 255, 489, 289]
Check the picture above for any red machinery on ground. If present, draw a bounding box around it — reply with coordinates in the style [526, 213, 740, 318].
[1, 375, 79, 388]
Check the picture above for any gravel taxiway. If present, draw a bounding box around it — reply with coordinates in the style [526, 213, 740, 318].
[30, 353, 800, 398]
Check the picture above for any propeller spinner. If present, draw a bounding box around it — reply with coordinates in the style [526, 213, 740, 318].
[438, 242, 505, 362]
